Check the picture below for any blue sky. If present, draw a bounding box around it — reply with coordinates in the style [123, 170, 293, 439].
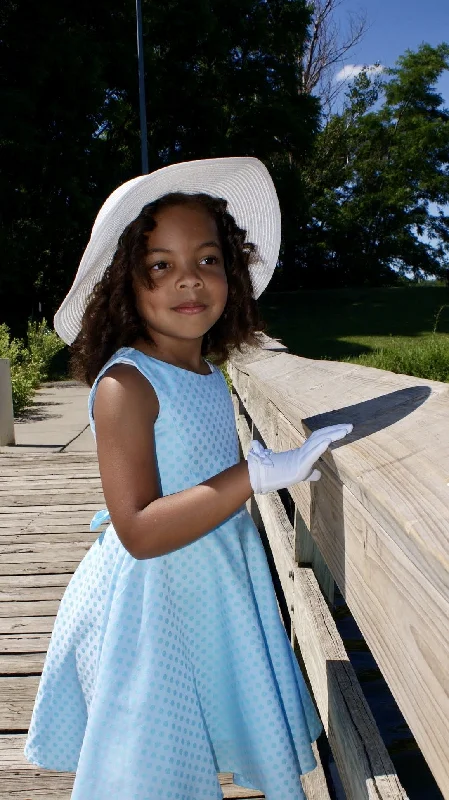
[332, 0, 449, 107]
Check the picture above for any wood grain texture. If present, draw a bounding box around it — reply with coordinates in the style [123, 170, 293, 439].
[0, 735, 267, 799]
[228, 338, 448, 797]
[235, 402, 406, 800]
[0, 442, 328, 799]
[0, 453, 101, 798]
[0, 733, 330, 800]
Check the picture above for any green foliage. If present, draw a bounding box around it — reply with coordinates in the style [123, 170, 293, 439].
[0, 319, 65, 413]
[25, 319, 67, 381]
[4, 5, 448, 308]
[295, 43, 449, 290]
[0, 0, 318, 335]
[0, 0, 127, 335]
[220, 364, 233, 392]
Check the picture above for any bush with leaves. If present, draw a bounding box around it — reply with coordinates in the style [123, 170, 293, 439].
[0, 319, 65, 414]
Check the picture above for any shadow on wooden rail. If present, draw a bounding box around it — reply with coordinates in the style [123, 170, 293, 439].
[227, 332, 449, 800]
[305, 385, 431, 441]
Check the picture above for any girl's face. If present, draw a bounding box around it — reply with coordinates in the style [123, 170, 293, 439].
[132, 203, 228, 346]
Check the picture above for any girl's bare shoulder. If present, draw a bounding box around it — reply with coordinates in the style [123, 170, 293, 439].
[93, 362, 159, 426]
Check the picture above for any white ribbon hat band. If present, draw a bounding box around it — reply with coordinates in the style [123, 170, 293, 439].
[54, 157, 282, 345]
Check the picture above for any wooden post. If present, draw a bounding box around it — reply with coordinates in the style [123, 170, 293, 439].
[294, 505, 335, 608]
[0, 359, 15, 445]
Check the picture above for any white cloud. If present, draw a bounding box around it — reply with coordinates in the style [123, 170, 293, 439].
[335, 64, 384, 82]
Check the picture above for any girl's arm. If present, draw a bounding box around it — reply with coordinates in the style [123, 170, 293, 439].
[93, 364, 253, 560]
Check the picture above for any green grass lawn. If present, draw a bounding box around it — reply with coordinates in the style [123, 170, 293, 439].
[257, 286, 449, 382]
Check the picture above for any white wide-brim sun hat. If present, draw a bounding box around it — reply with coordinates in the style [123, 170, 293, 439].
[54, 156, 281, 345]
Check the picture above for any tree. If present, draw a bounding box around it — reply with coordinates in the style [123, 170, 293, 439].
[294, 43, 449, 289]
[106, 0, 321, 296]
[0, 0, 135, 335]
[1, 0, 319, 333]
[300, 0, 368, 116]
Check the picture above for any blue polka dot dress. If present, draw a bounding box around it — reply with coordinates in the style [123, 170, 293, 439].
[24, 346, 322, 799]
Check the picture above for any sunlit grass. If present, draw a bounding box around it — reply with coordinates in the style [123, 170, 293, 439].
[258, 287, 449, 383]
[344, 333, 449, 381]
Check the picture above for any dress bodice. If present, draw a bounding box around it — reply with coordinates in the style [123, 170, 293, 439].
[88, 346, 240, 497]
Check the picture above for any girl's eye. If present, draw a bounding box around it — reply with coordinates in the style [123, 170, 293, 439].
[200, 256, 219, 265]
[150, 256, 220, 271]
[150, 261, 169, 272]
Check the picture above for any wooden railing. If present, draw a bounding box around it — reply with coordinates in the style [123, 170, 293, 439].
[227, 333, 449, 800]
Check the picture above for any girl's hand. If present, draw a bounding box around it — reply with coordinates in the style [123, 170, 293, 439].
[246, 424, 353, 495]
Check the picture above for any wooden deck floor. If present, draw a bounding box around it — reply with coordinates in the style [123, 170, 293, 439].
[0, 450, 328, 799]
[0, 450, 268, 798]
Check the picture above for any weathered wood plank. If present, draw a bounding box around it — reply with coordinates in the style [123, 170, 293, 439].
[0, 617, 56, 635]
[0, 652, 46, 673]
[234, 397, 407, 800]
[0, 488, 102, 499]
[0, 514, 98, 530]
[0, 600, 60, 617]
[0, 736, 321, 800]
[0, 532, 98, 545]
[0, 586, 66, 602]
[0, 562, 81, 576]
[0, 493, 104, 507]
[0, 475, 99, 485]
[0, 453, 97, 463]
[0, 634, 51, 654]
[0, 734, 270, 800]
[0, 777, 74, 799]
[0, 465, 97, 475]
[231, 352, 449, 595]
[0, 676, 39, 728]
[228, 346, 449, 797]
[0, 503, 101, 513]
[0, 574, 71, 589]
[0, 544, 91, 563]
[0, 472, 100, 482]
[0, 429, 326, 799]
[0, 468, 100, 478]
[301, 742, 331, 800]
[0, 740, 265, 800]
[0, 523, 98, 534]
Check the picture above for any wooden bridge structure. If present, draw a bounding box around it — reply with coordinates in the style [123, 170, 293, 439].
[0, 334, 448, 798]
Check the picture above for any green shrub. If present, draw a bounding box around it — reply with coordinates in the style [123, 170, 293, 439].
[0, 319, 65, 414]
[26, 319, 66, 381]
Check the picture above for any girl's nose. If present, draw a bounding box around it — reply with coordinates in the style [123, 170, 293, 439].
[179, 277, 202, 288]
[177, 265, 204, 288]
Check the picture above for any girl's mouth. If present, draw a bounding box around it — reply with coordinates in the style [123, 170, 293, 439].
[172, 305, 207, 314]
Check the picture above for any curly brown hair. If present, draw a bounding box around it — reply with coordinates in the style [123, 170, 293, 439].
[69, 192, 268, 386]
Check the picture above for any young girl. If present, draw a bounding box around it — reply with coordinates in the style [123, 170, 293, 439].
[24, 157, 352, 800]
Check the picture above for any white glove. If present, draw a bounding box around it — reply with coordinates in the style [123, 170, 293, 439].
[246, 424, 353, 494]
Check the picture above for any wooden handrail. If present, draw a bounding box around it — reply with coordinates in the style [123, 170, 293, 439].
[228, 333, 449, 799]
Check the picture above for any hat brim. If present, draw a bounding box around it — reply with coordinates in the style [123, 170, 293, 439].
[54, 157, 281, 345]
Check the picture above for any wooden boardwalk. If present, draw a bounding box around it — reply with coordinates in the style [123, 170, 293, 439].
[0, 448, 283, 799]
